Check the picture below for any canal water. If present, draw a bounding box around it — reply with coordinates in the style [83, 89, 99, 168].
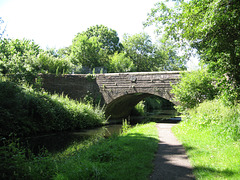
[26, 110, 180, 154]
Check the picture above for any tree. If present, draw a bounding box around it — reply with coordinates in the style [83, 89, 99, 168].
[122, 32, 186, 72]
[156, 39, 187, 71]
[0, 39, 41, 83]
[145, 0, 240, 99]
[81, 24, 123, 54]
[122, 33, 160, 72]
[0, 39, 72, 83]
[0, 39, 40, 74]
[71, 25, 123, 68]
[107, 52, 136, 73]
[71, 34, 106, 68]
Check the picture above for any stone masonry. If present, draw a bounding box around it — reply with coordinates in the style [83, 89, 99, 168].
[41, 71, 180, 118]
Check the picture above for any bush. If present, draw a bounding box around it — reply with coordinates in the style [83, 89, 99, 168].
[185, 99, 240, 141]
[131, 101, 145, 116]
[0, 39, 41, 83]
[144, 96, 174, 112]
[35, 52, 72, 74]
[171, 68, 218, 112]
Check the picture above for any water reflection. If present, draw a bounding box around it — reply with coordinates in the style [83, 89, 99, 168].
[26, 110, 179, 154]
[25, 125, 122, 154]
[147, 110, 179, 121]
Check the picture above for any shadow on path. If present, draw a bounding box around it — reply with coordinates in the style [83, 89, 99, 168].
[150, 123, 195, 180]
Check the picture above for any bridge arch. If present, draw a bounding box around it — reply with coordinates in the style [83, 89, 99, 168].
[41, 71, 180, 119]
[105, 92, 175, 119]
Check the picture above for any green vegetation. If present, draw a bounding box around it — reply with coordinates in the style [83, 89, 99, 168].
[0, 77, 106, 137]
[171, 69, 218, 112]
[0, 24, 187, 75]
[2, 0, 239, 178]
[131, 97, 175, 118]
[69, 24, 187, 73]
[70, 25, 123, 69]
[151, 1, 240, 178]
[36, 51, 71, 74]
[144, 96, 174, 112]
[146, 0, 240, 100]
[0, 39, 72, 84]
[172, 100, 240, 179]
[107, 52, 136, 73]
[122, 32, 186, 72]
[1, 122, 159, 179]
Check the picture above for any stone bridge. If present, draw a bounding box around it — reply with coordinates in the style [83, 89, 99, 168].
[41, 71, 180, 118]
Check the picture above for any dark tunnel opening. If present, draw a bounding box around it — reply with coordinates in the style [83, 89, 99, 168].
[105, 93, 176, 120]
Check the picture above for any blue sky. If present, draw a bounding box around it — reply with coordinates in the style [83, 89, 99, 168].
[0, 0, 159, 49]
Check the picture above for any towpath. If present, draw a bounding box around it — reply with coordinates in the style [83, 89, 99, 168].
[150, 123, 195, 180]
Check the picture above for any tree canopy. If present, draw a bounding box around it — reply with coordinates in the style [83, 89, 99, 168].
[71, 25, 123, 68]
[0, 39, 40, 76]
[81, 24, 123, 55]
[145, 0, 240, 98]
[122, 32, 186, 72]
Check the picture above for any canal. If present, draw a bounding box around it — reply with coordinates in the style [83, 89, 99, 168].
[25, 109, 180, 155]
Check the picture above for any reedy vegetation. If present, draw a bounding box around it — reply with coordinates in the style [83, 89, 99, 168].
[0, 77, 106, 137]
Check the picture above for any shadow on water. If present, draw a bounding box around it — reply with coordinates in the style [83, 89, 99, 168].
[25, 110, 180, 155]
[129, 109, 181, 124]
[24, 124, 122, 154]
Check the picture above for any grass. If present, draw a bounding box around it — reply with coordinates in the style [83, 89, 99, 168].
[0, 77, 106, 137]
[2, 122, 159, 179]
[172, 99, 240, 179]
[53, 122, 159, 180]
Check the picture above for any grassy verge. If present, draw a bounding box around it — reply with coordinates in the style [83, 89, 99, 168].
[172, 99, 240, 179]
[2, 122, 159, 179]
[0, 77, 106, 137]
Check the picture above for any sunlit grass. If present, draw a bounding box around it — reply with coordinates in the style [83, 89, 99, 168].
[172, 100, 240, 179]
[52, 122, 159, 180]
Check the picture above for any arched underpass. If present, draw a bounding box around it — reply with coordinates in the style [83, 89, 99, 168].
[105, 93, 175, 119]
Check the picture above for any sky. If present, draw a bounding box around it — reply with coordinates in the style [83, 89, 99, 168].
[0, 0, 160, 49]
[0, 0, 199, 69]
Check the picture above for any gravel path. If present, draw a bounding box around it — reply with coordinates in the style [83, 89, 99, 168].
[150, 123, 195, 180]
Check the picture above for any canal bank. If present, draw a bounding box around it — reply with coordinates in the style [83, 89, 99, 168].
[2, 122, 160, 179]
